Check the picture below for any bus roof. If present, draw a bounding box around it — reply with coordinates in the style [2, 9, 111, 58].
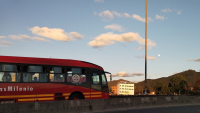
[0, 55, 103, 71]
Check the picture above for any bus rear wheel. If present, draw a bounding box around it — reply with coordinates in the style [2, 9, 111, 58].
[69, 93, 84, 100]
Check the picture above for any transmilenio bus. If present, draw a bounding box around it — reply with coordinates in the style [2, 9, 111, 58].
[0, 55, 111, 103]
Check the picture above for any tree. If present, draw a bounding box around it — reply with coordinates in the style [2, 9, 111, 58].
[168, 75, 188, 95]
[153, 81, 170, 95]
[193, 77, 200, 92]
[153, 81, 164, 95]
[160, 85, 170, 95]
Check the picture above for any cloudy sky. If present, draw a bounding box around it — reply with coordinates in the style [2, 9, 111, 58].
[0, 0, 200, 82]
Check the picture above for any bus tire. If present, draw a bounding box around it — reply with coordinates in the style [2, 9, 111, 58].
[69, 93, 84, 100]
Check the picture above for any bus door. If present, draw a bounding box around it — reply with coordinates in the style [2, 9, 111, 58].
[100, 72, 109, 99]
[90, 71, 102, 99]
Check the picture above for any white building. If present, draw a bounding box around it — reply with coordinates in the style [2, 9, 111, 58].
[117, 82, 134, 95]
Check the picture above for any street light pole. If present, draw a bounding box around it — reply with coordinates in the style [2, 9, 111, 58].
[145, 0, 147, 95]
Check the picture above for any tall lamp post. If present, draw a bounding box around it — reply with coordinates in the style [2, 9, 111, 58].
[145, 0, 147, 95]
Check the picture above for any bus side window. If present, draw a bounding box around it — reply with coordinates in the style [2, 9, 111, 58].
[49, 67, 65, 82]
[0, 64, 21, 82]
[67, 68, 87, 83]
[23, 66, 48, 82]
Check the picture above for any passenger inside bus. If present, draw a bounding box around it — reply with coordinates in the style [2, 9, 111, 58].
[2, 72, 12, 82]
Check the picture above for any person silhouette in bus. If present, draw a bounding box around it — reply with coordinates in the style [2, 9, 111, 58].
[2, 72, 11, 82]
[33, 77, 38, 82]
[23, 73, 30, 82]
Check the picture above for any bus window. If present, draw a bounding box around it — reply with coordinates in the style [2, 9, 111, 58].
[23, 66, 48, 82]
[49, 67, 65, 82]
[67, 68, 86, 84]
[72, 68, 81, 74]
[101, 74, 107, 85]
[91, 72, 101, 91]
[101, 72, 109, 93]
[0, 64, 17, 71]
[28, 66, 42, 72]
[0, 64, 21, 82]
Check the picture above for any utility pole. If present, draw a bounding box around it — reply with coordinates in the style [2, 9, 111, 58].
[145, 0, 147, 95]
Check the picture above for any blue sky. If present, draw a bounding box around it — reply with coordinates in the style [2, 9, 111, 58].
[0, 0, 200, 82]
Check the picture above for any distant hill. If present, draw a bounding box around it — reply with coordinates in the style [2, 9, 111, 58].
[108, 69, 200, 93]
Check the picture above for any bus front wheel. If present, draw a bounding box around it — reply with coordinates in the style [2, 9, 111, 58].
[69, 93, 84, 100]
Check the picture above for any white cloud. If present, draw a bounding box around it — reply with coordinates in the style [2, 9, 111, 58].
[104, 24, 124, 32]
[98, 10, 114, 21]
[155, 14, 165, 20]
[112, 11, 123, 17]
[29, 26, 82, 41]
[88, 32, 156, 48]
[9, 35, 31, 40]
[69, 32, 83, 39]
[0, 41, 12, 46]
[124, 13, 130, 18]
[147, 56, 156, 60]
[0, 36, 6, 39]
[177, 10, 182, 15]
[148, 17, 153, 22]
[161, 8, 173, 13]
[134, 45, 153, 50]
[188, 58, 200, 62]
[32, 37, 49, 42]
[113, 71, 130, 77]
[133, 73, 144, 76]
[112, 71, 144, 77]
[135, 55, 156, 60]
[94, 0, 104, 3]
[94, 12, 97, 15]
[8, 35, 49, 41]
[132, 14, 153, 22]
[132, 14, 145, 22]
[134, 46, 143, 50]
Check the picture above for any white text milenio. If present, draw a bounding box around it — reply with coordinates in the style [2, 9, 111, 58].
[0, 86, 33, 92]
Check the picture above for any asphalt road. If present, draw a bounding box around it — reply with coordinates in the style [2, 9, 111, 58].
[94, 104, 200, 113]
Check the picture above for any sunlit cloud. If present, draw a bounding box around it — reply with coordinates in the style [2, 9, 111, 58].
[161, 8, 173, 13]
[88, 32, 156, 48]
[155, 14, 166, 20]
[0, 36, 6, 39]
[133, 73, 144, 76]
[177, 10, 182, 15]
[187, 58, 200, 62]
[112, 11, 123, 17]
[104, 24, 124, 32]
[8, 35, 49, 42]
[148, 17, 153, 22]
[29, 26, 82, 41]
[134, 46, 143, 50]
[0, 41, 12, 46]
[98, 10, 114, 21]
[135, 55, 156, 60]
[94, 0, 104, 3]
[132, 14, 153, 22]
[111, 71, 144, 77]
[132, 14, 145, 22]
[134, 45, 153, 50]
[69, 32, 83, 39]
[124, 13, 131, 18]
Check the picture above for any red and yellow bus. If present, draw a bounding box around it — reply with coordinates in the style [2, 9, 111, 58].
[0, 55, 111, 103]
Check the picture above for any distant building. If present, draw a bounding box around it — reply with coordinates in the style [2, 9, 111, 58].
[111, 85, 117, 95]
[117, 82, 134, 95]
